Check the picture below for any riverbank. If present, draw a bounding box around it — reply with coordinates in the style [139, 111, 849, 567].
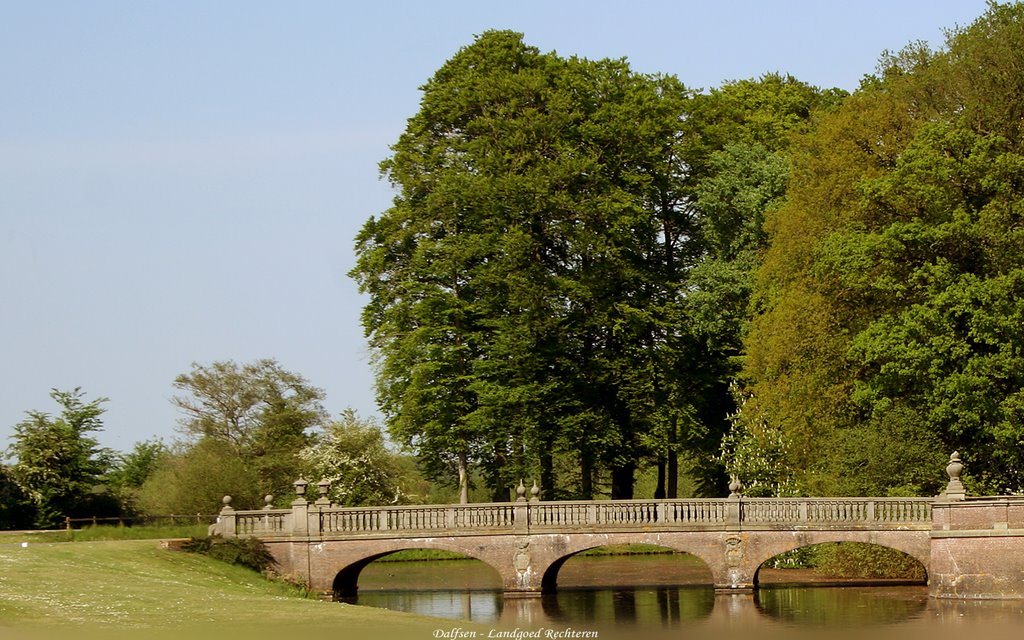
[0, 538, 471, 639]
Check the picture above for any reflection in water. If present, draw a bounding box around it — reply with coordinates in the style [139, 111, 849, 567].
[353, 586, 716, 629]
[542, 587, 715, 628]
[756, 586, 929, 627]
[352, 590, 504, 623]
[346, 556, 1024, 635]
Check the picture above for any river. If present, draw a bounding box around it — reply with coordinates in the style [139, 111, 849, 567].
[344, 553, 1024, 638]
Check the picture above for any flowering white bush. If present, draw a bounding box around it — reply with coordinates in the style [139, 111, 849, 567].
[298, 410, 408, 506]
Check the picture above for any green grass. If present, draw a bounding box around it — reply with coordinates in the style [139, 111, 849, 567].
[0, 538, 482, 639]
[1, 523, 212, 543]
[579, 543, 678, 556]
[377, 548, 473, 562]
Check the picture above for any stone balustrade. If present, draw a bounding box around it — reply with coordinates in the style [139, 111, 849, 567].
[211, 494, 934, 540]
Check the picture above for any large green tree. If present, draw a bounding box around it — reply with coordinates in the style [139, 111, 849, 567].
[171, 359, 327, 500]
[737, 3, 1024, 495]
[5, 389, 114, 528]
[353, 31, 704, 500]
[353, 31, 848, 501]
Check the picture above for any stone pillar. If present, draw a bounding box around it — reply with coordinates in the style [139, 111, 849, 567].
[215, 496, 236, 537]
[290, 478, 309, 536]
[513, 480, 529, 533]
[726, 476, 743, 526]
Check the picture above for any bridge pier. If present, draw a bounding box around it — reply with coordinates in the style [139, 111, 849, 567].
[930, 498, 1024, 599]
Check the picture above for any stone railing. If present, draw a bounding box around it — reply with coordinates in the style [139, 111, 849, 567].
[211, 452, 970, 540]
[210, 495, 933, 539]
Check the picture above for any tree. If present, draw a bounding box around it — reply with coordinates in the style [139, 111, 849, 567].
[107, 439, 168, 516]
[298, 410, 410, 506]
[136, 438, 261, 514]
[5, 389, 113, 528]
[353, 31, 851, 501]
[353, 31, 708, 500]
[737, 3, 1024, 494]
[171, 359, 327, 498]
[0, 465, 34, 530]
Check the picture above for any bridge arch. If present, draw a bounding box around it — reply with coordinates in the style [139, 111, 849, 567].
[326, 543, 504, 598]
[748, 533, 930, 588]
[538, 539, 716, 593]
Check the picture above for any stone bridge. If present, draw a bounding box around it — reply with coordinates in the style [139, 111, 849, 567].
[209, 455, 1024, 600]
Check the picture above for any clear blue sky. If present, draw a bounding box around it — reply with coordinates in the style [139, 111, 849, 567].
[0, 1, 990, 452]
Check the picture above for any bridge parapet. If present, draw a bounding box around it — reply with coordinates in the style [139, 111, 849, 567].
[741, 497, 932, 528]
[210, 495, 934, 540]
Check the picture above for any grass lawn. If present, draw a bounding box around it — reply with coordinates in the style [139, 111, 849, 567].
[0, 535, 478, 640]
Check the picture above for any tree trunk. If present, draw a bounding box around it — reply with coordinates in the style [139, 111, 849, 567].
[667, 450, 678, 499]
[580, 450, 594, 500]
[654, 456, 666, 499]
[667, 415, 678, 499]
[540, 447, 554, 501]
[610, 463, 634, 500]
[457, 454, 469, 504]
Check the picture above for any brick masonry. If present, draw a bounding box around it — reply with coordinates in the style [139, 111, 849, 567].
[930, 499, 1024, 599]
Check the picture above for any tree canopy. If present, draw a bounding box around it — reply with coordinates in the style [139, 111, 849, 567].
[352, 31, 840, 500]
[171, 359, 328, 500]
[5, 389, 114, 527]
[735, 2, 1024, 496]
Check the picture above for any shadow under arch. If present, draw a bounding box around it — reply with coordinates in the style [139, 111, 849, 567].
[332, 548, 501, 599]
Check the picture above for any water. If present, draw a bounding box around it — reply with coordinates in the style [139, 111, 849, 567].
[345, 554, 1024, 637]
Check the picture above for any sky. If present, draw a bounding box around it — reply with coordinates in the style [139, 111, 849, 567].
[0, 0, 992, 453]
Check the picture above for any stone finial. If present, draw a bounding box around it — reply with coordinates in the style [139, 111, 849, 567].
[220, 495, 234, 512]
[943, 451, 966, 501]
[263, 494, 274, 509]
[294, 478, 309, 496]
[516, 479, 527, 503]
[530, 480, 540, 502]
[315, 478, 332, 506]
[728, 475, 744, 499]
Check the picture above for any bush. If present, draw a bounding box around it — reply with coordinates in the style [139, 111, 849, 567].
[812, 542, 925, 580]
[181, 535, 277, 573]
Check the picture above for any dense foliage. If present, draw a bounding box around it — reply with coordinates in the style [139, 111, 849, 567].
[736, 2, 1024, 495]
[4, 389, 117, 528]
[352, 30, 840, 500]
[181, 534, 278, 573]
[170, 359, 329, 502]
[298, 410, 413, 506]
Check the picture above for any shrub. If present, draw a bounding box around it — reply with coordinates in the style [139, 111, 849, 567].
[812, 542, 925, 580]
[181, 535, 277, 573]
